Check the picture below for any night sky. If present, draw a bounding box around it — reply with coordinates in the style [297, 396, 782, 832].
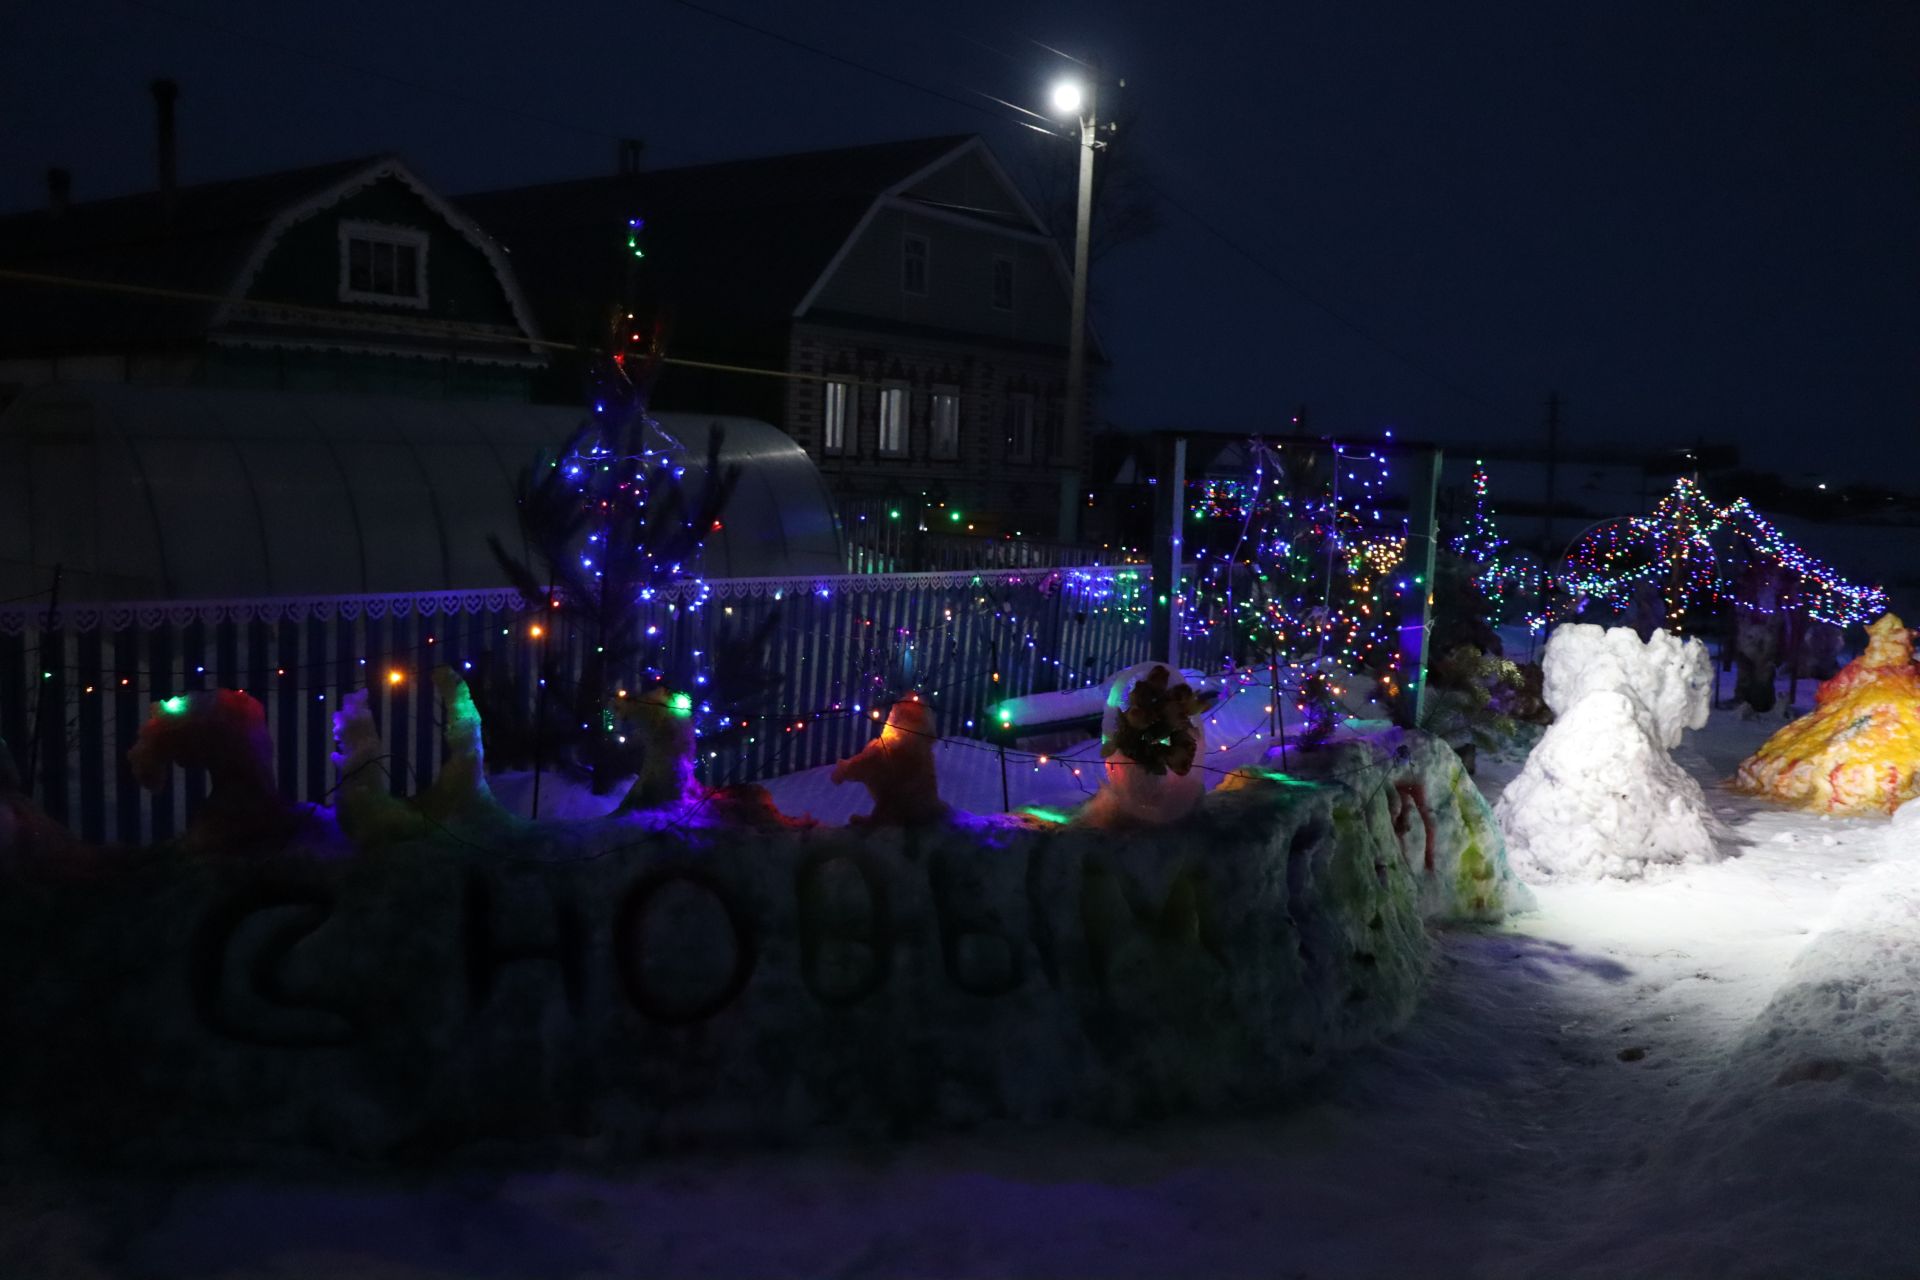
[4, 0, 1915, 482]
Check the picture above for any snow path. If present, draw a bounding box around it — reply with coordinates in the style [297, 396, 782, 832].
[8, 707, 1920, 1278]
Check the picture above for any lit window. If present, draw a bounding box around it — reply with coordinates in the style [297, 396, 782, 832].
[823, 380, 849, 455]
[902, 235, 929, 296]
[931, 388, 960, 460]
[338, 221, 427, 306]
[1005, 392, 1034, 462]
[879, 384, 909, 456]
[992, 256, 1014, 311]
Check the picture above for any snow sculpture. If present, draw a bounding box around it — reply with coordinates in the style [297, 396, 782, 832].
[1081, 662, 1219, 827]
[1539, 623, 1712, 747]
[1496, 624, 1719, 880]
[127, 689, 300, 851]
[332, 670, 501, 844]
[830, 693, 947, 825]
[616, 688, 702, 812]
[1734, 613, 1920, 815]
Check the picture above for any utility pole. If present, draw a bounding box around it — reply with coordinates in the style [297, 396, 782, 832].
[1056, 64, 1102, 544]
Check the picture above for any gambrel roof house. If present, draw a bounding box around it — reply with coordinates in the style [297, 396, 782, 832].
[462, 135, 1100, 532]
[0, 154, 545, 398]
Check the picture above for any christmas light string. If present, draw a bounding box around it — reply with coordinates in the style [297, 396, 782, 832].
[1558, 476, 1886, 632]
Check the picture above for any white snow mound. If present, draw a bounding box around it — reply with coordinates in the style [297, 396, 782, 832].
[1496, 688, 1718, 881]
[1499, 624, 1721, 881]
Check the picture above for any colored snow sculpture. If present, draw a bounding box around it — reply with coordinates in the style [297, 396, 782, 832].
[830, 693, 946, 825]
[617, 688, 702, 812]
[126, 689, 301, 851]
[331, 670, 502, 845]
[1733, 613, 1920, 815]
[1496, 624, 1720, 880]
[1081, 662, 1219, 827]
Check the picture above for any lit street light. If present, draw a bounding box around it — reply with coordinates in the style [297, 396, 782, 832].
[1049, 67, 1104, 542]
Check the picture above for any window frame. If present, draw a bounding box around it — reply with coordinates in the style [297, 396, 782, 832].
[878, 382, 911, 457]
[991, 255, 1014, 311]
[901, 234, 930, 297]
[337, 220, 430, 309]
[822, 379, 850, 456]
[930, 386, 961, 461]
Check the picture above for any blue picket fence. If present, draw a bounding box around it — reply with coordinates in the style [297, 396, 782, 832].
[0, 565, 1158, 845]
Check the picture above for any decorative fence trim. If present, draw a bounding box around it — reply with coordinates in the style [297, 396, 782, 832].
[0, 565, 1154, 636]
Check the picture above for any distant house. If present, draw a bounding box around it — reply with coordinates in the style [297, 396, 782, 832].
[0, 149, 544, 402]
[460, 135, 1098, 534]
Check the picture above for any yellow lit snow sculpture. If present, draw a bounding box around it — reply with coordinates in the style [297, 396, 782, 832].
[1733, 613, 1920, 815]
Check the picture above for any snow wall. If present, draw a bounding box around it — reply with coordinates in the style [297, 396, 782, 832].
[0, 731, 1516, 1164]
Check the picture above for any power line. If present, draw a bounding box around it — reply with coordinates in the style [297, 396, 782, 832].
[660, 1, 1508, 417]
[114, 0, 653, 148]
[1135, 166, 1507, 415]
[658, 0, 1045, 135]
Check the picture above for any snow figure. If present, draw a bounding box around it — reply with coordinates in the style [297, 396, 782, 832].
[0, 733, 84, 863]
[127, 689, 298, 851]
[830, 693, 946, 826]
[1733, 613, 1920, 815]
[1539, 623, 1712, 748]
[616, 688, 702, 812]
[1496, 624, 1719, 880]
[1081, 662, 1219, 827]
[331, 670, 501, 845]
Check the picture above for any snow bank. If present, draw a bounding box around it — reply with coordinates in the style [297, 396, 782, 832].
[1499, 624, 1721, 881]
[0, 733, 1510, 1164]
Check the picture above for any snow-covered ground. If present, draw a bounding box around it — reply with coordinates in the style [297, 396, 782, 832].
[8, 701, 1920, 1278]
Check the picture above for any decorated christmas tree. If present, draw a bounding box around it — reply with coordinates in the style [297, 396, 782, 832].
[1185, 438, 1413, 731]
[488, 331, 769, 798]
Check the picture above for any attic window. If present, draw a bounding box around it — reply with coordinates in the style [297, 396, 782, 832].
[902, 234, 929, 296]
[338, 221, 428, 307]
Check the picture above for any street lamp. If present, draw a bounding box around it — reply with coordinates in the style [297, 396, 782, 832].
[1049, 70, 1099, 543]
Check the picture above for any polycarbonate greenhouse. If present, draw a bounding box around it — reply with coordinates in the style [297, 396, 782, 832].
[0, 383, 844, 603]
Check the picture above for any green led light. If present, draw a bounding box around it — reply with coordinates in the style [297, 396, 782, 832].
[668, 691, 693, 718]
[949, 510, 962, 522]
[1022, 806, 1072, 824]
[888, 509, 901, 519]
[160, 696, 188, 715]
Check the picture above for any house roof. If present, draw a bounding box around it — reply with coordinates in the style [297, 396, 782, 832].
[458, 135, 979, 357]
[0, 156, 383, 355]
[0, 155, 540, 361]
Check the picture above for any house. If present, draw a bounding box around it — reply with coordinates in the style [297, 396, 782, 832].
[0, 84, 544, 402]
[459, 135, 1098, 536]
[0, 85, 844, 602]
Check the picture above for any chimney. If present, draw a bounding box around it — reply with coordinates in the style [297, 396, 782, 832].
[617, 137, 645, 175]
[150, 78, 178, 203]
[46, 167, 71, 216]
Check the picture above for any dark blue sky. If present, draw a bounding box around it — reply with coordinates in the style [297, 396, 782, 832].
[4, 0, 1915, 481]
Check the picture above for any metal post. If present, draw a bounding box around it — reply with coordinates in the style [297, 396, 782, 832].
[998, 739, 1010, 812]
[1148, 434, 1187, 667]
[1403, 448, 1443, 728]
[24, 563, 61, 796]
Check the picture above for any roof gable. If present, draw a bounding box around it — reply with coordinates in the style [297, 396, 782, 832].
[0, 156, 539, 361]
[211, 158, 541, 357]
[458, 136, 981, 354]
